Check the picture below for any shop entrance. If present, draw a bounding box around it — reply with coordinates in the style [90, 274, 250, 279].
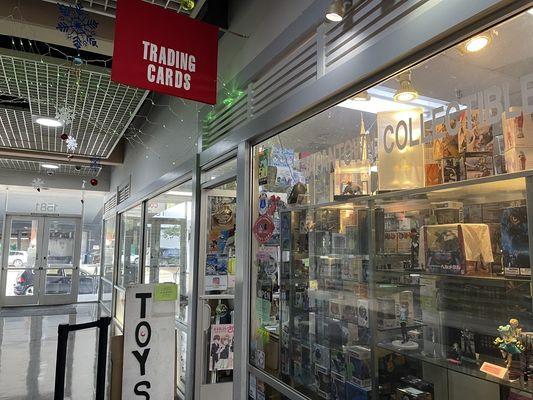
[195, 159, 237, 400]
[0, 214, 82, 306]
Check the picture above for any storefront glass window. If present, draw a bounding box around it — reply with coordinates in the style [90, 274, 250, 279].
[102, 216, 116, 283]
[249, 10, 533, 400]
[117, 205, 142, 288]
[144, 180, 193, 324]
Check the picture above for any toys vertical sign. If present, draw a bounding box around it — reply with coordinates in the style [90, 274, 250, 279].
[112, 0, 218, 105]
[122, 284, 176, 400]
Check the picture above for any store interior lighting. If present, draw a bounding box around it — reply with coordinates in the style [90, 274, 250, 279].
[351, 91, 371, 101]
[41, 163, 59, 169]
[393, 70, 419, 102]
[34, 116, 63, 128]
[326, 0, 351, 22]
[463, 33, 492, 53]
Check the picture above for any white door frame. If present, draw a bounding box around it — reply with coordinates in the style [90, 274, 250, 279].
[0, 214, 82, 307]
[195, 187, 236, 400]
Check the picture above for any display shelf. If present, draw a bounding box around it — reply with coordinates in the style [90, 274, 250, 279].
[377, 321, 425, 332]
[377, 342, 533, 395]
[374, 268, 531, 283]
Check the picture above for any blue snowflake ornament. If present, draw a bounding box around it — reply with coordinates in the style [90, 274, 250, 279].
[57, 2, 98, 51]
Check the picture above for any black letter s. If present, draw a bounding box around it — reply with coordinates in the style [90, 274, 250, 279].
[134, 381, 151, 399]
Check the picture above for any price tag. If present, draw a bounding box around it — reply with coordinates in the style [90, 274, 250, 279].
[480, 362, 507, 379]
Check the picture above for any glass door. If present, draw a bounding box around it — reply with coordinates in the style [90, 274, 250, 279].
[39, 217, 81, 305]
[0, 215, 81, 306]
[0, 216, 43, 306]
[196, 179, 237, 400]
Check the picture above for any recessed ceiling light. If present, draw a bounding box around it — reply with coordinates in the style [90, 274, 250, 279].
[35, 117, 63, 128]
[528, 8, 533, 15]
[463, 34, 491, 53]
[41, 163, 59, 169]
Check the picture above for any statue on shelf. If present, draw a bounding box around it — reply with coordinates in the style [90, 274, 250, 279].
[494, 318, 525, 380]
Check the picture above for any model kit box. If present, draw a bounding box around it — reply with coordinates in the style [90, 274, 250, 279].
[501, 206, 531, 276]
[357, 299, 369, 328]
[419, 224, 493, 275]
[504, 147, 533, 173]
[441, 158, 461, 183]
[461, 152, 494, 179]
[459, 109, 494, 153]
[502, 108, 533, 150]
[331, 349, 347, 376]
[346, 346, 372, 389]
[314, 364, 331, 399]
[313, 343, 331, 369]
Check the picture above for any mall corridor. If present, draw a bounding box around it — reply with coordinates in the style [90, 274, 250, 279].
[0, 304, 108, 400]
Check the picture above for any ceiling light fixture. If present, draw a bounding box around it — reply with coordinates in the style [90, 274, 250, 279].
[463, 33, 491, 53]
[326, 0, 352, 22]
[41, 163, 59, 170]
[393, 70, 418, 102]
[34, 117, 63, 128]
[527, 8, 533, 15]
[351, 90, 371, 101]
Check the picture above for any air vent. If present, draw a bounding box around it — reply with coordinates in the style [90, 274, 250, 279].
[104, 195, 117, 214]
[0, 94, 30, 112]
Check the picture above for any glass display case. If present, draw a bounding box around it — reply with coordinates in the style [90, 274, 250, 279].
[248, 9, 533, 400]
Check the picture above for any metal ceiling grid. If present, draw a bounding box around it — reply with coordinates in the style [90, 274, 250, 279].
[48, 0, 187, 17]
[0, 158, 102, 176]
[0, 49, 147, 158]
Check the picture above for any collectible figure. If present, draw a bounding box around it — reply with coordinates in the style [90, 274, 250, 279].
[342, 181, 362, 196]
[447, 342, 462, 365]
[399, 302, 409, 344]
[494, 318, 525, 380]
[460, 329, 477, 364]
[410, 228, 419, 269]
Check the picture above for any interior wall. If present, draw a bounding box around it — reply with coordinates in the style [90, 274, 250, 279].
[109, 97, 199, 194]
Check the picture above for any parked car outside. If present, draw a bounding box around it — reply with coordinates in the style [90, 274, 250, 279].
[13, 268, 98, 296]
[8, 251, 28, 267]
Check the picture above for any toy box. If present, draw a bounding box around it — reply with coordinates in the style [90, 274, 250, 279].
[314, 365, 331, 399]
[501, 206, 531, 276]
[384, 231, 398, 253]
[395, 387, 432, 400]
[332, 373, 346, 400]
[502, 108, 533, 150]
[377, 298, 396, 329]
[357, 299, 369, 328]
[504, 147, 533, 173]
[345, 382, 371, 400]
[461, 152, 494, 179]
[441, 158, 461, 183]
[346, 346, 372, 389]
[459, 109, 494, 153]
[419, 224, 493, 275]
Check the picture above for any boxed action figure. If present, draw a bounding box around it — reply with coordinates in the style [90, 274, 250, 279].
[419, 224, 493, 275]
[441, 158, 461, 183]
[502, 108, 533, 150]
[461, 152, 494, 179]
[459, 109, 494, 153]
[345, 382, 371, 400]
[504, 147, 533, 173]
[314, 364, 331, 399]
[501, 206, 531, 276]
[331, 373, 346, 400]
[346, 346, 372, 389]
[377, 298, 397, 329]
[395, 387, 432, 400]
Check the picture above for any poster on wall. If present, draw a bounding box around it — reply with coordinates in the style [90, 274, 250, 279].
[209, 324, 235, 371]
[122, 284, 177, 400]
[377, 109, 425, 190]
[112, 0, 218, 104]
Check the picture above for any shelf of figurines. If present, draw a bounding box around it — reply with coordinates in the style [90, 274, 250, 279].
[378, 337, 533, 394]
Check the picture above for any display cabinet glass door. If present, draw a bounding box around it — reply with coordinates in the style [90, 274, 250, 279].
[196, 180, 237, 400]
[0, 215, 81, 306]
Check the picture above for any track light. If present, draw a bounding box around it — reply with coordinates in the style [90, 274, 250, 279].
[393, 70, 418, 102]
[352, 90, 371, 101]
[326, 0, 352, 22]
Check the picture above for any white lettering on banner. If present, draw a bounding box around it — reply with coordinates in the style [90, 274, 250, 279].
[382, 72, 533, 153]
[122, 285, 175, 400]
[142, 40, 195, 91]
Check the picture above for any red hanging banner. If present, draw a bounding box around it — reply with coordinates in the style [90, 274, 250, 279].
[112, 0, 218, 105]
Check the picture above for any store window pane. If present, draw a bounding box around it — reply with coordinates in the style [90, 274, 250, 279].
[115, 289, 126, 326]
[117, 205, 142, 287]
[177, 329, 188, 396]
[249, 375, 291, 400]
[144, 181, 193, 324]
[102, 216, 116, 282]
[100, 279, 112, 312]
[249, 10, 533, 400]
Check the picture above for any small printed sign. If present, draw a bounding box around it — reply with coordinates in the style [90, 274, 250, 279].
[154, 283, 177, 302]
[253, 214, 275, 244]
[480, 362, 507, 379]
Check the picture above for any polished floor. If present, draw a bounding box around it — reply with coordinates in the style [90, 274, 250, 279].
[0, 303, 110, 400]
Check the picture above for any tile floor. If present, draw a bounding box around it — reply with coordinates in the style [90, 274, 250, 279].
[0, 303, 110, 400]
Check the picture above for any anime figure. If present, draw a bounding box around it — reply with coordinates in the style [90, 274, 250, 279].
[494, 319, 524, 376]
[399, 302, 409, 343]
[342, 181, 362, 196]
[410, 228, 419, 269]
[461, 329, 477, 363]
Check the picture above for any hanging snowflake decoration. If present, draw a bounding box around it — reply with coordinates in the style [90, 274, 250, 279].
[55, 106, 76, 126]
[90, 158, 101, 174]
[66, 135, 78, 151]
[32, 178, 45, 192]
[56, 2, 99, 51]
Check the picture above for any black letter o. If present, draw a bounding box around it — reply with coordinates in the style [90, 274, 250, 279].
[135, 321, 151, 347]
